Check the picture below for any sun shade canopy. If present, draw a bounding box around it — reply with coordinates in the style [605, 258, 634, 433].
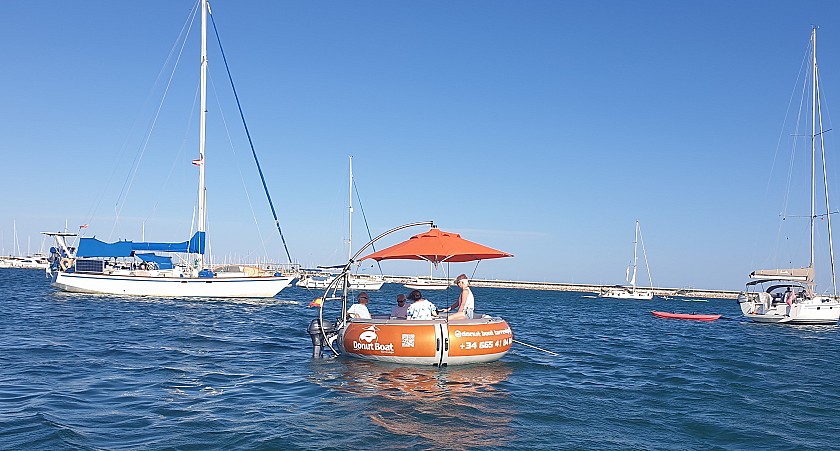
[359, 227, 512, 264]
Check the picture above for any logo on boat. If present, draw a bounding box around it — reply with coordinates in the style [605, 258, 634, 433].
[351, 325, 395, 354]
[358, 325, 379, 343]
[454, 327, 512, 338]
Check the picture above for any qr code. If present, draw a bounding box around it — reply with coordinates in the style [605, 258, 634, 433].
[402, 334, 415, 348]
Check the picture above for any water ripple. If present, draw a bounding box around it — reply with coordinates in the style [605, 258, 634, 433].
[2, 270, 840, 449]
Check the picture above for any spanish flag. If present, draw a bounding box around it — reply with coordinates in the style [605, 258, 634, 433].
[308, 297, 323, 308]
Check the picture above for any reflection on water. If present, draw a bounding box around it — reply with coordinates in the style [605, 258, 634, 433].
[311, 360, 515, 449]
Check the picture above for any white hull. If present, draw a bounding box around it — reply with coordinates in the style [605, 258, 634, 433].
[403, 282, 449, 291]
[403, 278, 449, 291]
[600, 288, 653, 300]
[297, 274, 384, 291]
[296, 275, 335, 289]
[53, 272, 293, 298]
[738, 292, 840, 324]
[350, 277, 385, 291]
[0, 256, 50, 270]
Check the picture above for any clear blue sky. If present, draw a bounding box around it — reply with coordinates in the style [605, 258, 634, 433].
[3, 1, 840, 291]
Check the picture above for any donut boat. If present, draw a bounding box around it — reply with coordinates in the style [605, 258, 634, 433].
[340, 316, 512, 365]
[307, 221, 515, 366]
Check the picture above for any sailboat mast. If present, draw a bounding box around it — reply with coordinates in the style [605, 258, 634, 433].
[630, 220, 639, 289]
[812, 27, 839, 295]
[348, 155, 353, 262]
[809, 27, 818, 270]
[197, 0, 208, 267]
[13, 221, 19, 257]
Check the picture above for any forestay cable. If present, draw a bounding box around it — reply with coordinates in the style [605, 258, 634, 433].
[208, 7, 293, 263]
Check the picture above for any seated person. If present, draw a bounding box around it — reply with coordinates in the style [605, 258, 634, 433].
[391, 293, 409, 319]
[441, 274, 475, 319]
[347, 292, 371, 319]
[406, 290, 438, 320]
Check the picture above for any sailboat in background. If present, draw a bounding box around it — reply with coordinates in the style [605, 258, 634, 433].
[345, 156, 385, 290]
[42, 0, 295, 298]
[403, 262, 450, 290]
[297, 156, 384, 291]
[0, 221, 49, 270]
[737, 27, 840, 324]
[600, 220, 654, 300]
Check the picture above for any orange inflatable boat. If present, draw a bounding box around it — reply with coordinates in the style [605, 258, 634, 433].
[306, 222, 515, 366]
[340, 316, 513, 366]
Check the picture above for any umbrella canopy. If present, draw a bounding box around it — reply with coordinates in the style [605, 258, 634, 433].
[359, 227, 512, 264]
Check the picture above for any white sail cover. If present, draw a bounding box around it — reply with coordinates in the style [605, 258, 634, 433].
[749, 267, 814, 283]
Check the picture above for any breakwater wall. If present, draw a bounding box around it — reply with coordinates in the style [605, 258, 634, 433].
[382, 276, 738, 299]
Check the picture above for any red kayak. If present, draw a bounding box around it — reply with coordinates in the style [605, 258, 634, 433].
[651, 311, 721, 321]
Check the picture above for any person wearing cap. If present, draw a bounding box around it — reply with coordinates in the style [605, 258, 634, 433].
[391, 293, 409, 319]
[347, 292, 371, 319]
[442, 274, 475, 319]
[406, 289, 438, 320]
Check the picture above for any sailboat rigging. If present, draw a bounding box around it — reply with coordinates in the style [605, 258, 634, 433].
[600, 220, 654, 300]
[297, 156, 384, 291]
[738, 27, 840, 323]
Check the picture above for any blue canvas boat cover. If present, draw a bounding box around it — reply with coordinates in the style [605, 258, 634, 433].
[76, 231, 205, 257]
[76, 238, 133, 257]
[136, 253, 174, 270]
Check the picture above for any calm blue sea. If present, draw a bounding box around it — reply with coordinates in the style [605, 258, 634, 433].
[1, 269, 839, 450]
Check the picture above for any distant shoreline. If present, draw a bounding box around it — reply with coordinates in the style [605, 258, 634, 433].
[383, 275, 739, 299]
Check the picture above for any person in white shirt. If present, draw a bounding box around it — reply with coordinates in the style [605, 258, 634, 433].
[442, 274, 475, 319]
[347, 292, 371, 319]
[406, 290, 438, 320]
[391, 293, 409, 319]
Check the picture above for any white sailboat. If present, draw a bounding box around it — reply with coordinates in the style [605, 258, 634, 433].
[738, 27, 840, 324]
[296, 268, 338, 289]
[346, 156, 385, 291]
[42, 0, 294, 298]
[403, 263, 450, 290]
[600, 220, 654, 300]
[0, 222, 49, 270]
[297, 156, 384, 291]
[403, 277, 450, 291]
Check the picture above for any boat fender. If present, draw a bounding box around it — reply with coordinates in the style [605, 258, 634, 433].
[59, 258, 72, 271]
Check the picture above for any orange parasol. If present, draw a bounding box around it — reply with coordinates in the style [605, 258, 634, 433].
[359, 227, 512, 264]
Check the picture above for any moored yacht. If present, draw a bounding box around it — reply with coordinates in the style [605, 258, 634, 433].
[737, 28, 840, 324]
[41, 0, 295, 298]
[600, 220, 654, 300]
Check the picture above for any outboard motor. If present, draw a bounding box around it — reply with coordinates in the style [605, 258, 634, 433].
[307, 318, 335, 358]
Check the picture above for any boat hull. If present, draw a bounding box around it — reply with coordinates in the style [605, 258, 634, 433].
[403, 282, 450, 291]
[52, 271, 294, 298]
[296, 275, 335, 289]
[738, 292, 840, 324]
[339, 317, 513, 366]
[651, 311, 721, 321]
[600, 289, 653, 300]
[349, 277, 385, 291]
[297, 275, 384, 291]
